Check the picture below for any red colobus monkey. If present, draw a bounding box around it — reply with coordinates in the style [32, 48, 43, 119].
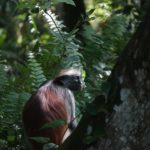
[22, 68, 83, 150]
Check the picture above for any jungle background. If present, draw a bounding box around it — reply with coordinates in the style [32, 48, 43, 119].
[0, 0, 149, 149]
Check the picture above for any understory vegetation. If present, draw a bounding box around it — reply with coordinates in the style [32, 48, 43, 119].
[0, 0, 143, 149]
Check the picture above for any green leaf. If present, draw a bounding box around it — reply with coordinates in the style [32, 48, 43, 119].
[88, 17, 96, 21]
[30, 137, 50, 144]
[7, 135, 15, 142]
[41, 120, 66, 129]
[54, 0, 75, 6]
[87, 9, 95, 16]
[43, 143, 58, 150]
[81, 69, 86, 79]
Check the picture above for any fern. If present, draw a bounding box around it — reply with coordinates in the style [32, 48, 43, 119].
[0, 64, 8, 94]
[28, 52, 46, 90]
[0, 91, 30, 142]
[41, 10, 82, 68]
[101, 14, 129, 53]
[0, 64, 30, 129]
[0, 59, 30, 149]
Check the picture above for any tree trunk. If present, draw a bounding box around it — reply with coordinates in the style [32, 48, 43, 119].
[58, 8, 150, 150]
[96, 9, 150, 150]
[56, 0, 86, 31]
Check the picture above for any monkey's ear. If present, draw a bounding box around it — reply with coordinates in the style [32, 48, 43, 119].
[53, 75, 69, 87]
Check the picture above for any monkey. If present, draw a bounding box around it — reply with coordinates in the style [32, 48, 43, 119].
[22, 68, 83, 150]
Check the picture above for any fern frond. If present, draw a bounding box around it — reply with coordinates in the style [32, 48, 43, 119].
[28, 52, 46, 90]
[41, 10, 82, 68]
[0, 64, 8, 93]
[0, 91, 30, 130]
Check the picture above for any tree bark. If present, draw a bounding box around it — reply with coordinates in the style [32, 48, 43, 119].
[96, 9, 150, 150]
[58, 8, 150, 150]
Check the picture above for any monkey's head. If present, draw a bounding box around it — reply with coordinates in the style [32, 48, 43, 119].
[53, 68, 83, 91]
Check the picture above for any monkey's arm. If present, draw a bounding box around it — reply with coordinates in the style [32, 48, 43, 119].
[68, 91, 78, 131]
[69, 118, 77, 130]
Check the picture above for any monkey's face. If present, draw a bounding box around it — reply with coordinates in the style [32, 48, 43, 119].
[53, 68, 84, 91]
[53, 74, 83, 91]
[68, 75, 83, 91]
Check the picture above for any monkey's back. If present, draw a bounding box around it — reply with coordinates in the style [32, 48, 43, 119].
[22, 81, 68, 149]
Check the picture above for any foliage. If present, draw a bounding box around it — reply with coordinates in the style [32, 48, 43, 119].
[0, 0, 141, 149]
[40, 120, 66, 129]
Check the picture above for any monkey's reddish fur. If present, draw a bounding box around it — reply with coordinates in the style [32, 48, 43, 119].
[22, 84, 68, 149]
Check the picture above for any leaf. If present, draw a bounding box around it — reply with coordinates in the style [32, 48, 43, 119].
[40, 120, 66, 129]
[87, 9, 95, 16]
[43, 143, 58, 150]
[83, 136, 95, 145]
[88, 17, 96, 21]
[30, 137, 50, 144]
[7, 135, 15, 142]
[54, 0, 75, 6]
[81, 69, 86, 79]
[101, 81, 110, 95]
[17, 1, 36, 10]
[86, 102, 107, 116]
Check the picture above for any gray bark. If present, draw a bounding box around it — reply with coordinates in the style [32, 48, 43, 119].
[95, 10, 150, 150]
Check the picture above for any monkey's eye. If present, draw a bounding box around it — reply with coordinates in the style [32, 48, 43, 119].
[73, 76, 80, 82]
